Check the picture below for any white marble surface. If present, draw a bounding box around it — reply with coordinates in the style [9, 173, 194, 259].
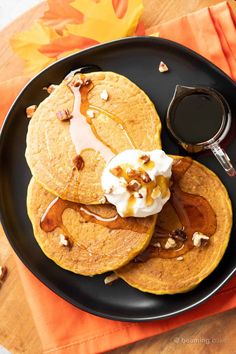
[0, 0, 42, 30]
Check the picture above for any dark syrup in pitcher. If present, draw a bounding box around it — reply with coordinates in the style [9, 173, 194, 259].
[169, 92, 224, 144]
[166, 85, 235, 176]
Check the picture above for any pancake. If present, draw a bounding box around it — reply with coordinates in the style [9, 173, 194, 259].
[26, 71, 162, 204]
[27, 178, 156, 276]
[116, 157, 232, 294]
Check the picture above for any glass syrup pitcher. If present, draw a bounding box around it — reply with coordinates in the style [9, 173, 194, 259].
[166, 85, 236, 177]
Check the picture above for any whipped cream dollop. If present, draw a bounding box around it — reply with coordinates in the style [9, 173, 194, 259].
[101, 149, 173, 217]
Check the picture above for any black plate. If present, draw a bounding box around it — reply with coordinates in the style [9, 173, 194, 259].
[0, 37, 236, 322]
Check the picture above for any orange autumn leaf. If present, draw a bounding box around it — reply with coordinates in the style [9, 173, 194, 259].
[11, 0, 144, 74]
[42, 0, 83, 33]
[39, 35, 99, 58]
[66, 0, 144, 41]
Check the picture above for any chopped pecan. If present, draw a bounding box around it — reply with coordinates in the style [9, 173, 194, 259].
[159, 61, 169, 73]
[100, 89, 109, 101]
[26, 105, 37, 118]
[140, 154, 150, 164]
[104, 273, 118, 285]
[134, 192, 143, 199]
[164, 237, 176, 249]
[85, 78, 92, 86]
[99, 196, 107, 204]
[127, 180, 141, 192]
[73, 155, 84, 171]
[177, 256, 184, 261]
[126, 168, 139, 179]
[59, 234, 69, 247]
[56, 109, 72, 121]
[170, 228, 187, 242]
[152, 242, 161, 248]
[70, 77, 83, 87]
[141, 171, 151, 183]
[43, 84, 58, 94]
[0, 265, 8, 281]
[192, 232, 209, 247]
[110, 166, 123, 177]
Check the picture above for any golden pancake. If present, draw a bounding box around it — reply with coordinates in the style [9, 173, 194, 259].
[27, 178, 156, 276]
[116, 157, 232, 294]
[26, 71, 162, 204]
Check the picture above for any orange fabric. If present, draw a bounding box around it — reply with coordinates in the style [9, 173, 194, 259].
[147, 2, 236, 80]
[16, 262, 236, 354]
[1, 2, 236, 353]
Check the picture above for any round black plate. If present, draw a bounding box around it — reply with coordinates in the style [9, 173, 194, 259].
[0, 37, 236, 321]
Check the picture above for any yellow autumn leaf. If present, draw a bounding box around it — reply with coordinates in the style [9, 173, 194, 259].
[66, 0, 144, 42]
[11, 0, 144, 74]
[11, 23, 59, 74]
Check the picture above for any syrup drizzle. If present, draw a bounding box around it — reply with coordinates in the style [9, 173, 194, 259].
[67, 74, 135, 164]
[40, 197, 150, 237]
[135, 157, 217, 260]
[110, 164, 169, 217]
[40, 157, 217, 259]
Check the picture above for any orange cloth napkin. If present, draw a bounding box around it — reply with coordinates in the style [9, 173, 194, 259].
[1, 2, 236, 353]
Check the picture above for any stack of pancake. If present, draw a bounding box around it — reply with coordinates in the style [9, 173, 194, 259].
[26, 71, 232, 294]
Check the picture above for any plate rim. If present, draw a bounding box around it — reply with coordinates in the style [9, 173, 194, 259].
[0, 36, 236, 322]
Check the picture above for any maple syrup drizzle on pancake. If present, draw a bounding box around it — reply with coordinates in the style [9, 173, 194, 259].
[109, 164, 170, 217]
[40, 157, 216, 257]
[40, 197, 150, 239]
[135, 157, 217, 261]
[67, 74, 135, 166]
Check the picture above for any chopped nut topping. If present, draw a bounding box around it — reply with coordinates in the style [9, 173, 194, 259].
[140, 154, 150, 164]
[151, 186, 161, 199]
[104, 273, 119, 285]
[56, 108, 72, 121]
[126, 167, 133, 174]
[134, 192, 143, 199]
[0, 266, 7, 281]
[85, 78, 92, 86]
[177, 256, 184, 261]
[87, 109, 95, 118]
[164, 237, 176, 249]
[141, 171, 151, 183]
[70, 77, 83, 87]
[126, 168, 138, 178]
[73, 155, 84, 171]
[192, 232, 209, 247]
[99, 196, 107, 204]
[170, 228, 187, 242]
[127, 180, 141, 192]
[59, 234, 69, 247]
[159, 61, 169, 73]
[153, 242, 161, 248]
[26, 105, 37, 118]
[110, 166, 123, 177]
[43, 84, 58, 94]
[100, 89, 109, 101]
